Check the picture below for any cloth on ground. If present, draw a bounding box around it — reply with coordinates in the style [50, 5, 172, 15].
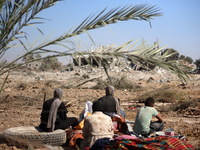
[114, 136, 194, 150]
[66, 130, 84, 148]
[114, 135, 138, 140]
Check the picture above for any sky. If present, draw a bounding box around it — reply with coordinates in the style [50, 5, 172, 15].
[3, 0, 200, 64]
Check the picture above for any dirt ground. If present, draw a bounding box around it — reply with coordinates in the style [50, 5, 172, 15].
[0, 69, 200, 149]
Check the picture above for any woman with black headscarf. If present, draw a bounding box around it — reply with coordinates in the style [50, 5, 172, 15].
[39, 88, 79, 132]
[98, 86, 122, 118]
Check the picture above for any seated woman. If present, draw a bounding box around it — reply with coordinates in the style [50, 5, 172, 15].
[98, 86, 125, 118]
[77, 100, 114, 150]
[39, 88, 79, 132]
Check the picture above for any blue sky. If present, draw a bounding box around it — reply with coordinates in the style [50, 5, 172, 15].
[4, 0, 200, 64]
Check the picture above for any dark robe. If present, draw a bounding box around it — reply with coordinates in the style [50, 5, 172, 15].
[39, 98, 79, 131]
[98, 95, 117, 117]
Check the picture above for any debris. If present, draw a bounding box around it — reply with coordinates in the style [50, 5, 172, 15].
[0, 95, 9, 103]
[3, 88, 12, 92]
[76, 76, 102, 87]
[74, 72, 80, 76]
[82, 74, 90, 79]
[146, 77, 154, 83]
[180, 82, 186, 86]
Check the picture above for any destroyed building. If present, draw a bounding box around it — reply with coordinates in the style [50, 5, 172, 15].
[26, 61, 41, 70]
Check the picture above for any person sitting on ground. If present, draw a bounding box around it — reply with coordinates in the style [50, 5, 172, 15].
[39, 88, 79, 132]
[98, 85, 124, 118]
[77, 100, 114, 150]
[133, 97, 164, 137]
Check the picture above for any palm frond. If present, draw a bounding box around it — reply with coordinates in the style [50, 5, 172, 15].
[0, 0, 62, 57]
[67, 4, 162, 37]
[72, 39, 190, 83]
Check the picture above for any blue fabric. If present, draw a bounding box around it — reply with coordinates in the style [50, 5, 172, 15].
[120, 109, 126, 119]
[90, 138, 111, 150]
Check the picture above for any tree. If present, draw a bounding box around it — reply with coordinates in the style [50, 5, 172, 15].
[185, 56, 193, 64]
[40, 56, 61, 71]
[162, 48, 179, 61]
[0, 0, 190, 86]
[22, 54, 34, 63]
[194, 58, 200, 74]
[179, 55, 185, 60]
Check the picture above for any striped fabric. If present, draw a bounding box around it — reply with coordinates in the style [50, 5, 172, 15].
[113, 136, 194, 150]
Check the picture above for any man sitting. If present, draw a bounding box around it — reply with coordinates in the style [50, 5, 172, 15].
[133, 97, 164, 137]
[77, 100, 114, 149]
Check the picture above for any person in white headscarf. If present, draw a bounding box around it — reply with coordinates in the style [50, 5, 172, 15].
[39, 88, 79, 132]
[79, 101, 93, 122]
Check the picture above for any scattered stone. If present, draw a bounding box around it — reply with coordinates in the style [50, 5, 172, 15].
[82, 74, 90, 79]
[4, 88, 11, 92]
[146, 77, 154, 83]
[74, 72, 80, 76]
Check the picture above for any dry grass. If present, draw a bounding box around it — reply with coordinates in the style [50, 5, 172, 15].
[172, 99, 200, 113]
[92, 76, 142, 90]
[135, 85, 187, 103]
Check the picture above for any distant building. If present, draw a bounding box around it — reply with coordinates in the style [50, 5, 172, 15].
[26, 61, 41, 70]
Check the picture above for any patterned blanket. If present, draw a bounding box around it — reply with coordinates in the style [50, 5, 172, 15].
[112, 136, 194, 150]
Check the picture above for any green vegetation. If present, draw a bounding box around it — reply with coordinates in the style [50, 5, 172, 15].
[40, 56, 62, 71]
[162, 48, 193, 64]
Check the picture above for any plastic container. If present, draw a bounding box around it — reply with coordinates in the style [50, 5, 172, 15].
[164, 128, 174, 136]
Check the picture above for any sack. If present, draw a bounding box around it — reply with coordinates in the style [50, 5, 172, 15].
[76, 112, 92, 130]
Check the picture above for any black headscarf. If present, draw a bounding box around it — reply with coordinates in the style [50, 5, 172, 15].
[92, 100, 104, 112]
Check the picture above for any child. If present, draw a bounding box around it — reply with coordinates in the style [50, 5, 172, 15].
[133, 97, 164, 137]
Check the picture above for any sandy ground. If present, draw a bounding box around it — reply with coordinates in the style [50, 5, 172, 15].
[0, 69, 200, 149]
